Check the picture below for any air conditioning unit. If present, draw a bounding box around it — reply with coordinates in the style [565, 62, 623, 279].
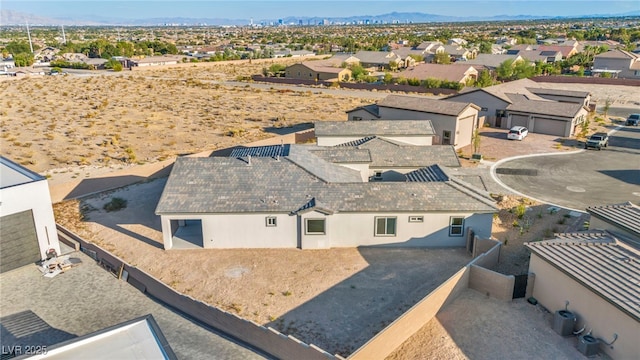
[553, 310, 576, 336]
[577, 334, 600, 357]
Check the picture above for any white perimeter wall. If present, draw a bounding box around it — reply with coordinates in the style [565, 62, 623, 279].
[529, 254, 640, 359]
[0, 180, 61, 258]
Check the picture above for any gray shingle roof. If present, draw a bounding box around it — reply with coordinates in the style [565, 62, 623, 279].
[344, 138, 460, 168]
[156, 157, 497, 215]
[526, 238, 640, 321]
[377, 94, 478, 116]
[506, 94, 584, 118]
[310, 148, 372, 163]
[346, 103, 380, 117]
[314, 120, 435, 137]
[587, 202, 640, 238]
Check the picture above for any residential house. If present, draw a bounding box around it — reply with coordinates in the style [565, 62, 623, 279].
[285, 62, 351, 82]
[315, 120, 435, 146]
[326, 53, 360, 67]
[586, 202, 640, 249]
[415, 41, 446, 53]
[592, 49, 640, 79]
[155, 147, 496, 250]
[131, 55, 184, 67]
[464, 54, 524, 72]
[509, 44, 577, 59]
[507, 49, 562, 63]
[396, 63, 478, 84]
[353, 51, 403, 70]
[346, 95, 481, 149]
[442, 45, 475, 62]
[0, 156, 61, 273]
[446, 79, 590, 136]
[526, 233, 640, 359]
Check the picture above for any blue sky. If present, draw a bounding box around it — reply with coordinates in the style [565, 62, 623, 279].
[4, 1, 639, 21]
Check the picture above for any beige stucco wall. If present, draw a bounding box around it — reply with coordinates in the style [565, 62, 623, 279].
[350, 266, 470, 360]
[529, 254, 640, 359]
[447, 92, 510, 128]
[468, 264, 514, 301]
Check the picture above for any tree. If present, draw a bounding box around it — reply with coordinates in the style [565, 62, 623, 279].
[475, 70, 494, 87]
[13, 53, 34, 67]
[383, 72, 393, 84]
[349, 64, 367, 81]
[4, 41, 31, 55]
[496, 59, 515, 81]
[479, 42, 493, 54]
[434, 52, 451, 64]
[472, 129, 481, 155]
[105, 59, 123, 71]
[603, 98, 612, 117]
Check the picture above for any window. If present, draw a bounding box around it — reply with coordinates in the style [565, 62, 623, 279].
[305, 219, 326, 235]
[481, 107, 488, 112]
[266, 216, 277, 227]
[352, 116, 363, 121]
[375, 217, 397, 236]
[373, 171, 383, 180]
[442, 130, 452, 145]
[409, 216, 424, 223]
[449, 217, 464, 236]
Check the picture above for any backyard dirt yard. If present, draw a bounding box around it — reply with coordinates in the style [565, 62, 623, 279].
[53, 179, 472, 357]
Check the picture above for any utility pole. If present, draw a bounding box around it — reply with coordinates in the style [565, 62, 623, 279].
[26, 22, 34, 53]
[61, 24, 67, 44]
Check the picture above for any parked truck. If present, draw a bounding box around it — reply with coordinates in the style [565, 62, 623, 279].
[585, 132, 609, 150]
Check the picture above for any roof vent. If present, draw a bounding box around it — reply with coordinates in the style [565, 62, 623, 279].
[247, 155, 252, 166]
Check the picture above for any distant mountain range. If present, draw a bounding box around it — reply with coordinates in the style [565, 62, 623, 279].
[2, 9, 639, 26]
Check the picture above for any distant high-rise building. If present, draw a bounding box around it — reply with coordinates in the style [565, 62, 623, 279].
[278, 19, 283, 25]
[299, 20, 303, 26]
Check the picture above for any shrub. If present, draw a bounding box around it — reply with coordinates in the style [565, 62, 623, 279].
[514, 203, 527, 219]
[103, 197, 127, 212]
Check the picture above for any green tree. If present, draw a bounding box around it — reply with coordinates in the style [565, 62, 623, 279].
[268, 63, 286, 76]
[496, 59, 515, 81]
[349, 64, 367, 81]
[13, 53, 34, 67]
[479, 42, 493, 54]
[434, 52, 451, 64]
[475, 70, 494, 87]
[383, 72, 393, 84]
[105, 59, 123, 71]
[4, 41, 31, 55]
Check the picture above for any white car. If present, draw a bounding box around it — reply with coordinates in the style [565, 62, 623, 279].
[507, 126, 528, 140]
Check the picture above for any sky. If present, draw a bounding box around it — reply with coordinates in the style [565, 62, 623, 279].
[3, 0, 640, 22]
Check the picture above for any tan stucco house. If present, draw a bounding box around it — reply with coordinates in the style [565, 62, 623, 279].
[396, 63, 478, 84]
[285, 62, 351, 82]
[592, 49, 640, 79]
[346, 94, 481, 149]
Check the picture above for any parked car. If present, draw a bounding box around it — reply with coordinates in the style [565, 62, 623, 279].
[626, 114, 640, 126]
[585, 132, 609, 150]
[507, 126, 528, 140]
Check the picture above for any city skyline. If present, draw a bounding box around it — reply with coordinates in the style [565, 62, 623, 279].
[3, 0, 640, 25]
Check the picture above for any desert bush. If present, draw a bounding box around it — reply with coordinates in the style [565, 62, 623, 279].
[103, 197, 127, 212]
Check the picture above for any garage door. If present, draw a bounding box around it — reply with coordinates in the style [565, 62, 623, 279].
[533, 118, 567, 136]
[0, 210, 41, 273]
[510, 115, 528, 128]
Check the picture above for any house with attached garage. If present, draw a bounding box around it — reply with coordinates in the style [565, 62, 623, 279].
[285, 61, 352, 82]
[314, 120, 436, 146]
[592, 49, 640, 79]
[525, 232, 640, 359]
[445, 79, 590, 137]
[155, 145, 496, 250]
[586, 202, 640, 249]
[0, 156, 61, 273]
[346, 95, 481, 149]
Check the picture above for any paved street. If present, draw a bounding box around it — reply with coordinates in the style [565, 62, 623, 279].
[494, 126, 640, 211]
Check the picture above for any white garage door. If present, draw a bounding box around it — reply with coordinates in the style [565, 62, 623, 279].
[510, 115, 528, 128]
[533, 118, 567, 136]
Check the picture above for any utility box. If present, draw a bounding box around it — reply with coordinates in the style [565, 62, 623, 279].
[553, 310, 576, 336]
[577, 335, 600, 357]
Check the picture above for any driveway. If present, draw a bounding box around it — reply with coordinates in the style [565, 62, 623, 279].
[494, 126, 640, 211]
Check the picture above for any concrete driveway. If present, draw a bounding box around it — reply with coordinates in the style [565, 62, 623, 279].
[493, 126, 640, 211]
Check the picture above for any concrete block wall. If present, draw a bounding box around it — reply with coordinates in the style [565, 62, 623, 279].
[349, 266, 470, 360]
[468, 264, 515, 301]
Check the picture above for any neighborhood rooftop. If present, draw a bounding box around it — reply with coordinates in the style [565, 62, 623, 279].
[506, 94, 585, 118]
[526, 87, 591, 98]
[587, 202, 640, 237]
[376, 94, 479, 116]
[155, 157, 496, 215]
[0, 156, 45, 189]
[526, 238, 640, 322]
[314, 120, 435, 137]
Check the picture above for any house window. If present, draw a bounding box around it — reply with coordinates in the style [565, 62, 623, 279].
[266, 216, 277, 227]
[375, 217, 397, 236]
[442, 130, 452, 145]
[373, 171, 383, 180]
[449, 217, 465, 236]
[481, 107, 488, 112]
[353, 116, 363, 121]
[409, 216, 424, 223]
[305, 219, 326, 235]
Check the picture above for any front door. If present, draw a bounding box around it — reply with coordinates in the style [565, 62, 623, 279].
[442, 130, 452, 145]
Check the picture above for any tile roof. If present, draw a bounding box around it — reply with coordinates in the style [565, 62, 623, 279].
[155, 157, 496, 215]
[526, 87, 591, 99]
[506, 94, 584, 118]
[526, 238, 640, 321]
[310, 148, 372, 163]
[346, 104, 380, 117]
[463, 54, 523, 69]
[587, 202, 640, 238]
[595, 49, 639, 60]
[337, 137, 461, 168]
[397, 63, 477, 83]
[354, 51, 400, 65]
[377, 94, 478, 116]
[314, 120, 435, 137]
